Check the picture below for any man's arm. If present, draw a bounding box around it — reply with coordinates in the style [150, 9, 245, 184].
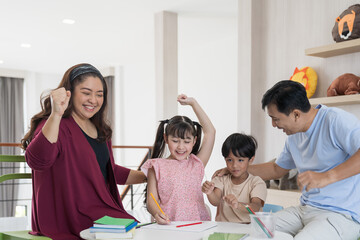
[248, 161, 290, 181]
[213, 161, 290, 180]
[298, 149, 360, 191]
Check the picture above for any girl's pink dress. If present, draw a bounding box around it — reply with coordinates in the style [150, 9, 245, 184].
[141, 154, 210, 221]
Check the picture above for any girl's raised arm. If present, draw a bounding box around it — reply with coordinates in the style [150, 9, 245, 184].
[177, 94, 215, 167]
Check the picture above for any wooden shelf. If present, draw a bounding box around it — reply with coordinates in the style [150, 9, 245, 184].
[309, 94, 360, 106]
[305, 38, 360, 58]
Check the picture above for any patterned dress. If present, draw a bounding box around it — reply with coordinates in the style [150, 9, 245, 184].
[141, 154, 210, 221]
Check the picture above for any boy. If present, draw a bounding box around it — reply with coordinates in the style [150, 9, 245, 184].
[202, 133, 267, 223]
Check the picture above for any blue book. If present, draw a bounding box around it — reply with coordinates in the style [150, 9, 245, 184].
[90, 226, 126, 233]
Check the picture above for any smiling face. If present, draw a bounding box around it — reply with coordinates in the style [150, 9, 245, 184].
[165, 133, 196, 161]
[225, 151, 253, 183]
[71, 76, 104, 121]
[266, 103, 300, 135]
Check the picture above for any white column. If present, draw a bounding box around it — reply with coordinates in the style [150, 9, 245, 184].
[237, 0, 252, 133]
[238, 0, 270, 162]
[155, 11, 178, 120]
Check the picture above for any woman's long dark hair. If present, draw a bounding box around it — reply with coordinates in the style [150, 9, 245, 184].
[21, 63, 112, 149]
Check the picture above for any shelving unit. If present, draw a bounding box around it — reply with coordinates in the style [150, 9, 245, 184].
[305, 38, 360, 58]
[305, 39, 360, 106]
[309, 94, 360, 107]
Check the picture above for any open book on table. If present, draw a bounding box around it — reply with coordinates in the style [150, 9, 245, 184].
[141, 221, 217, 232]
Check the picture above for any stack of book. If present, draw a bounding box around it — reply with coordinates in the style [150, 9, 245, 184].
[90, 216, 137, 239]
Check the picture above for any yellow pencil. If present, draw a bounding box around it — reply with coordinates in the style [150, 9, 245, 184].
[150, 192, 166, 216]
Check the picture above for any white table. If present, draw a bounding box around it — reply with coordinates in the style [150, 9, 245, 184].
[80, 221, 293, 240]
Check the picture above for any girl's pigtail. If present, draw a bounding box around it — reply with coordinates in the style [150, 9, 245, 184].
[191, 121, 202, 155]
[151, 120, 168, 159]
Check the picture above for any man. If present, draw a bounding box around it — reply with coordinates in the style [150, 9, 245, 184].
[214, 80, 360, 239]
[249, 80, 360, 239]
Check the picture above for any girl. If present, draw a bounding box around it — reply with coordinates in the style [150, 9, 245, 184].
[141, 94, 215, 224]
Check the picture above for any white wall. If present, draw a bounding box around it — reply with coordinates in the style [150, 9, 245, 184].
[113, 62, 157, 168]
[178, 15, 238, 179]
[24, 72, 62, 127]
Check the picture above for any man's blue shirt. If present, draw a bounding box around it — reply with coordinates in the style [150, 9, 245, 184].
[276, 104, 360, 223]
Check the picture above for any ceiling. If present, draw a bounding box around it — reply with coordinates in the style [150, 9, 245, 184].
[0, 0, 237, 74]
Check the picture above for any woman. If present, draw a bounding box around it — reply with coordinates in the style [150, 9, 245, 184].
[21, 63, 146, 240]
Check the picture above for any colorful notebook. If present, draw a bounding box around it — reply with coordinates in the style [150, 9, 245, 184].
[93, 216, 136, 230]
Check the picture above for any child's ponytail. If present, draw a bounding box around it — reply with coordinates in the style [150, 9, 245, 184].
[151, 120, 168, 159]
[191, 121, 202, 155]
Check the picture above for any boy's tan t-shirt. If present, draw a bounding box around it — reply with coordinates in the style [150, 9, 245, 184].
[212, 173, 267, 223]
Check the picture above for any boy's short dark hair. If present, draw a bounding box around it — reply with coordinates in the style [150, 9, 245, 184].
[222, 133, 258, 159]
[261, 80, 311, 115]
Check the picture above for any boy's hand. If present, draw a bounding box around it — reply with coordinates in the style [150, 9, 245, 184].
[202, 181, 215, 195]
[154, 213, 171, 225]
[223, 194, 239, 209]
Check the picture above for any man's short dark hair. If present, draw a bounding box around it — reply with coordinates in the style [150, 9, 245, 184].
[261, 80, 311, 115]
